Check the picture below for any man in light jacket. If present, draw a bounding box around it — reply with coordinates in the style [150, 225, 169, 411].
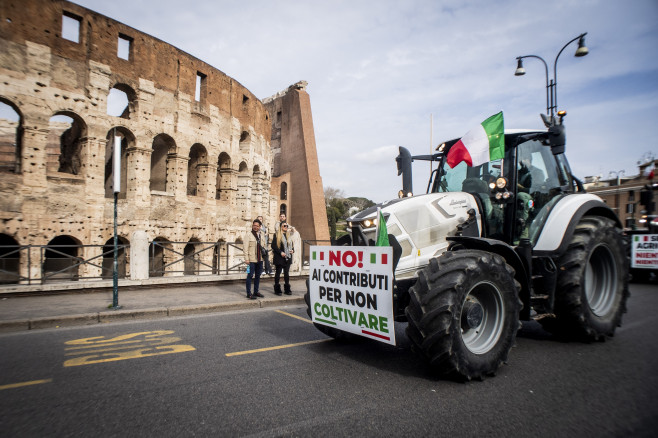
[243, 218, 264, 299]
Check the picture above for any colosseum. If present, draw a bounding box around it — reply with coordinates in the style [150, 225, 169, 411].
[0, 0, 328, 288]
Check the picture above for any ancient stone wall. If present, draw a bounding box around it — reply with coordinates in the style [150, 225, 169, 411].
[264, 82, 329, 243]
[0, 0, 276, 280]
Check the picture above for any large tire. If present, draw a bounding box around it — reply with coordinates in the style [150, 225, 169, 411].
[304, 279, 356, 341]
[405, 250, 521, 381]
[540, 216, 629, 341]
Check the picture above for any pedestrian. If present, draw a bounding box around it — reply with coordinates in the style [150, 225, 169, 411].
[275, 212, 295, 234]
[271, 222, 294, 295]
[257, 215, 272, 275]
[243, 218, 264, 299]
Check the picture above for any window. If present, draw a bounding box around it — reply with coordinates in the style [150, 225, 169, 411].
[195, 72, 206, 102]
[107, 87, 129, 118]
[280, 182, 288, 200]
[628, 191, 635, 202]
[626, 203, 634, 214]
[62, 12, 81, 43]
[118, 34, 132, 60]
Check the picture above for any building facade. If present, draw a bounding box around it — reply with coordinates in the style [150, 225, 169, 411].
[0, 0, 281, 283]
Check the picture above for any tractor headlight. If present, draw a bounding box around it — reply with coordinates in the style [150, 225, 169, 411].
[361, 218, 378, 229]
[495, 177, 507, 190]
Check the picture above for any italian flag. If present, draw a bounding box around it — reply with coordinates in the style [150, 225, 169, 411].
[446, 112, 505, 168]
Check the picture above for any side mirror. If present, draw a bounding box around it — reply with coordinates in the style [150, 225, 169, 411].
[396, 146, 413, 196]
[548, 124, 566, 155]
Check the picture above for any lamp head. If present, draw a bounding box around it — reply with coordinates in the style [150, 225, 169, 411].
[575, 35, 589, 57]
[514, 58, 526, 76]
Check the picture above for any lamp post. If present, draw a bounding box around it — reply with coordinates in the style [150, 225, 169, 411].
[514, 32, 589, 123]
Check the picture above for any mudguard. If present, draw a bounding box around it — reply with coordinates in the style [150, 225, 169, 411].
[533, 194, 621, 257]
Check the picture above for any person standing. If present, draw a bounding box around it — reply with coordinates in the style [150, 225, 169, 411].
[243, 218, 264, 299]
[274, 212, 295, 234]
[271, 222, 294, 295]
[257, 215, 272, 275]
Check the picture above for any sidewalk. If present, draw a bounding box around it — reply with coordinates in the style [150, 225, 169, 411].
[0, 276, 307, 333]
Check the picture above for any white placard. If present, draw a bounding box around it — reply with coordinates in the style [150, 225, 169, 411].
[113, 135, 121, 193]
[308, 246, 395, 345]
[631, 234, 658, 269]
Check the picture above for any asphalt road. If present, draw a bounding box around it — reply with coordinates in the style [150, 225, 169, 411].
[1, 283, 657, 437]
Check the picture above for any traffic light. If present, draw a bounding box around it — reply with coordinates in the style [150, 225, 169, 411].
[640, 184, 655, 215]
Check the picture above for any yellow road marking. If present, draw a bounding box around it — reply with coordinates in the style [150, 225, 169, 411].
[275, 309, 312, 323]
[226, 339, 331, 357]
[64, 330, 195, 367]
[64, 345, 196, 367]
[0, 379, 53, 391]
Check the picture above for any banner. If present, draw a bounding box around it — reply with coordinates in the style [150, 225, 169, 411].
[308, 246, 395, 345]
[631, 234, 658, 269]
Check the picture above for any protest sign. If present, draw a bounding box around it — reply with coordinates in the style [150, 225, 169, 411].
[631, 234, 658, 269]
[308, 246, 395, 345]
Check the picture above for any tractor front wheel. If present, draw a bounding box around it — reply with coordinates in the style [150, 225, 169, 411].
[405, 250, 521, 381]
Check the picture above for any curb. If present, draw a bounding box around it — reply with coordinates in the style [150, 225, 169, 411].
[0, 297, 305, 333]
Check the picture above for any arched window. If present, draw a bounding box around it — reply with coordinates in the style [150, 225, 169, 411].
[102, 236, 128, 279]
[280, 203, 287, 215]
[216, 152, 231, 200]
[47, 112, 86, 175]
[239, 130, 250, 151]
[184, 239, 201, 274]
[187, 144, 208, 196]
[107, 84, 136, 119]
[0, 100, 21, 174]
[280, 182, 288, 200]
[150, 134, 175, 192]
[44, 235, 81, 282]
[149, 238, 171, 277]
[0, 234, 20, 284]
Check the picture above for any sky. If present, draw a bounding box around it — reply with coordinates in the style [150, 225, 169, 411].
[69, 0, 658, 203]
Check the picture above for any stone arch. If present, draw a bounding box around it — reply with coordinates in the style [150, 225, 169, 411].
[0, 233, 20, 284]
[213, 238, 226, 274]
[104, 127, 134, 198]
[43, 235, 83, 282]
[47, 111, 87, 175]
[102, 236, 129, 279]
[0, 98, 22, 174]
[150, 134, 176, 192]
[238, 161, 249, 174]
[149, 237, 172, 277]
[239, 130, 250, 151]
[183, 238, 201, 274]
[107, 83, 137, 119]
[187, 143, 208, 196]
[216, 151, 232, 200]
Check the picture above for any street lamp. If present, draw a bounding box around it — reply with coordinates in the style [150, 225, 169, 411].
[514, 33, 589, 124]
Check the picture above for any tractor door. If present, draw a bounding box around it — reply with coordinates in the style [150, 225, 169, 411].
[512, 139, 574, 245]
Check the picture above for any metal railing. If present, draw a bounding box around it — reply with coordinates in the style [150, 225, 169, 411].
[148, 241, 245, 277]
[0, 244, 129, 285]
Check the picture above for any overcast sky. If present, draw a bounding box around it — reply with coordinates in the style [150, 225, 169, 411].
[72, 0, 658, 203]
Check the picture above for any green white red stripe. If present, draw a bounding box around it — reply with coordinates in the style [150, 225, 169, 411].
[446, 111, 504, 168]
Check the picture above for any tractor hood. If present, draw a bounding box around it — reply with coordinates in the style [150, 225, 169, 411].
[347, 192, 482, 279]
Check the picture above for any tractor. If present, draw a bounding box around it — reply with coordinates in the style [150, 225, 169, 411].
[306, 112, 629, 381]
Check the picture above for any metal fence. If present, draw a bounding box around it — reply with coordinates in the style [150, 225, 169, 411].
[0, 241, 245, 285]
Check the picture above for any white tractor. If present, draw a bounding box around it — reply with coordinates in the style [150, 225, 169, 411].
[306, 114, 629, 380]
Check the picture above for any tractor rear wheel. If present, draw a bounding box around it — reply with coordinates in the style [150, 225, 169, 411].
[540, 216, 629, 340]
[405, 250, 521, 381]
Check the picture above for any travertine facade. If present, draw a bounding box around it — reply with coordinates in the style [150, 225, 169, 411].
[264, 82, 330, 243]
[0, 0, 280, 281]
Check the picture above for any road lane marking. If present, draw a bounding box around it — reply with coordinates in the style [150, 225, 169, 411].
[63, 330, 195, 367]
[225, 339, 331, 357]
[0, 379, 52, 391]
[275, 309, 313, 323]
